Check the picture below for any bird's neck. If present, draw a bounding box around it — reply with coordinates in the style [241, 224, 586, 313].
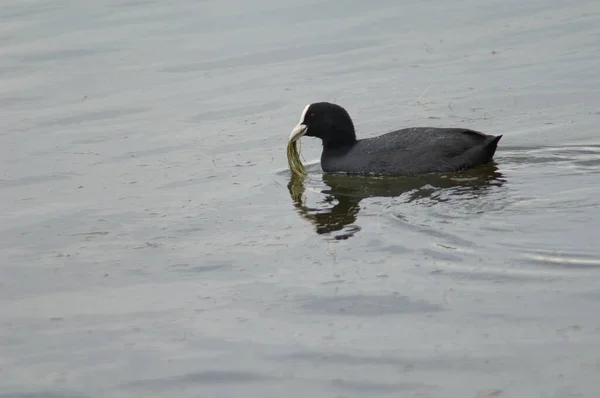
[322, 127, 357, 153]
[322, 136, 357, 156]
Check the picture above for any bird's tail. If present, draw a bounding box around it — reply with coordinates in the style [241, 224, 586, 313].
[481, 134, 502, 161]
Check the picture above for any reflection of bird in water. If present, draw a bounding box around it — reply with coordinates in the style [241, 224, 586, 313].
[288, 174, 361, 239]
[287, 163, 505, 240]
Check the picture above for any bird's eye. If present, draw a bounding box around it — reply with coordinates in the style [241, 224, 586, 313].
[309, 113, 315, 119]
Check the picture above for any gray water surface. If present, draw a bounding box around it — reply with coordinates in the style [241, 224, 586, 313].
[2, 1, 600, 397]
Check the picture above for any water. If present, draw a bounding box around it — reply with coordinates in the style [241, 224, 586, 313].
[1, 1, 600, 397]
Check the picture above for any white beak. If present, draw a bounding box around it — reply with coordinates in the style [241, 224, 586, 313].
[289, 123, 307, 143]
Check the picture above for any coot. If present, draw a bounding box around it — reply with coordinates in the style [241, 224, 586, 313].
[288, 102, 502, 176]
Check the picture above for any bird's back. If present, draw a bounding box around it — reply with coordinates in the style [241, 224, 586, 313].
[321, 127, 501, 176]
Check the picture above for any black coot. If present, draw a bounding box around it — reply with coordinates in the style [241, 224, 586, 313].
[289, 102, 502, 176]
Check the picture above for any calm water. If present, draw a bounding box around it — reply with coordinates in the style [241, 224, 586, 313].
[2, 1, 600, 397]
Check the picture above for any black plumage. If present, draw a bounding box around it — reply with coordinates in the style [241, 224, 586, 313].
[289, 102, 502, 176]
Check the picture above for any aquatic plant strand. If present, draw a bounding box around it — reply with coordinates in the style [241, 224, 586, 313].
[287, 138, 307, 177]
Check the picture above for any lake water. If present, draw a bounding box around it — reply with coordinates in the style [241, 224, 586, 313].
[2, 1, 600, 397]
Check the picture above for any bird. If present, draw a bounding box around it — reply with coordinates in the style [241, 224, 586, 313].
[288, 102, 502, 176]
